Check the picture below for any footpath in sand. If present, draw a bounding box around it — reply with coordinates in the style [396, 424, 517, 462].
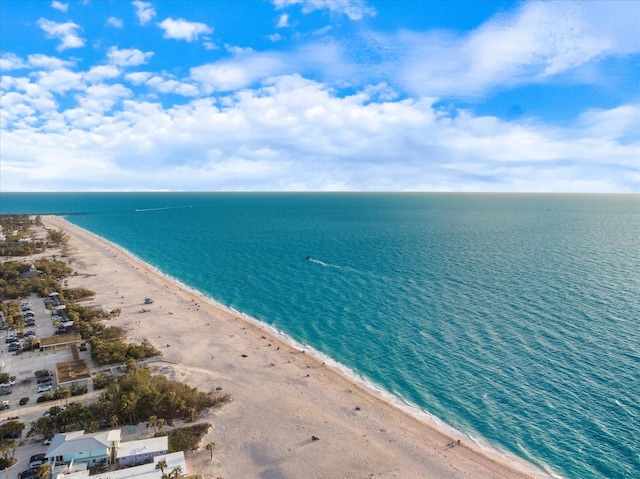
[43, 216, 550, 479]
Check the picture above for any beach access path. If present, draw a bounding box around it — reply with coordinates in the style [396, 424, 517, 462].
[42, 216, 550, 479]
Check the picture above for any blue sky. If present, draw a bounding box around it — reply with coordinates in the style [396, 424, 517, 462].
[1, 0, 638, 192]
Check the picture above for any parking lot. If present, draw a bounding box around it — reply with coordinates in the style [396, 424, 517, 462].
[0, 294, 95, 479]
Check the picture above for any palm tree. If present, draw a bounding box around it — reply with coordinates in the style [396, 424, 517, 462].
[206, 442, 216, 461]
[37, 462, 52, 479]
[155, 459, 167, 476]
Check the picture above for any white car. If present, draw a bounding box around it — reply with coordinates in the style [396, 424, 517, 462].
[37, 384, 52, 393]
[0, 380, 16, 388]
[0, 400, 9, 406]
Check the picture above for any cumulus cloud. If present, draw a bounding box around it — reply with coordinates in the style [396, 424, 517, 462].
[85, 65, 121, 83]
[107, 47, 154, 67]
[157, 18, 213, 42]
[277, 14, 289, 28]
[190, 53, 285, 92]
[132, 0, 156, 26]
[106, 17, 124, 28]
[273, 0, 376, 21]
[0, 53, 27, 71]
[51, 1, 68, 13]
[2, 74, 637, 192]
[28, 54, 75, 70]
[37, 18, 84, 51]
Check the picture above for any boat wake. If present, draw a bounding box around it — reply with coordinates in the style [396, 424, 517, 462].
[305, 256, 329, 267]
[135, 205, 194, 212]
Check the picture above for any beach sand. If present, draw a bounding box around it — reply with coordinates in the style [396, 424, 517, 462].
[42, 216, 550, 479]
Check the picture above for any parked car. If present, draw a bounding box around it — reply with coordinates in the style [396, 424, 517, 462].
[25, 319, 36, 326]
[0, 402, 9, 411]
[37, 377, 52, 384]
[29, 455, 46, 469]
[0, 380, 15, 388]
[5, 335, 17, 343]
[24, 330, 36, 337]
[19, 468, 38, 479]
[37, 384, 52, 393]
[0, 389, 12, 396]
[19, 397, 29, 405]
[8, 343, 21, 352]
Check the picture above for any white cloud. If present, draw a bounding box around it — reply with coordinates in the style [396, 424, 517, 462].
[190, 54, 285, 92]
[273, 0, 376, 21]
[0, 53, 27, 71]
[37, 18, 84, 51]
[157, 18, 213, 42]
[277, 14, 289, 28]
[35, 68, 84, 94]
[125, 71, 153, 85]
[132, 0, 156, 26]
[74, 83, 132, 113]
[2, 75, 636, 192]
[106, 17, 124, 28]
[28, 54, 75, 70]
[51, 1, 68, 13]
[386, 0, 640, 98]
[107, 47, 154, 67]
[85, 65, 121, 83]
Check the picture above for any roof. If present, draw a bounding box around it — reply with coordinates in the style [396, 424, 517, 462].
[40, 333, 82, 347]
[116, 436, 168, 459]
[46, 429, 122, 458]
[54, 451, 186, 479]
[55, 360, 91, 384]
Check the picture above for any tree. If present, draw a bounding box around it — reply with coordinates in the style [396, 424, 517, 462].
[155, 459, 167, 476]
[206, 442, 216, 461]
[46, 229, 69, 245]
[37, 462, 52, 479]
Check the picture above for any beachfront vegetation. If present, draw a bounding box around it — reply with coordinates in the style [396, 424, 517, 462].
[28, 368, 228, 440]
[0, 258, 71, 299]
[46, 229, 69, 246]
[64, 303, 161, 365]
[160, 423, 211, 453]
[0, 215, 46, 257]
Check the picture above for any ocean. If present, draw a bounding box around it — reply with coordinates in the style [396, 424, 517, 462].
[1, 192, 638, 478]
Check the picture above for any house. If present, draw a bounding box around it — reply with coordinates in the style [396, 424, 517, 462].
[116, 436, 168, 467]
[53, 451, 188, 479]
[46, 429, 121, 468]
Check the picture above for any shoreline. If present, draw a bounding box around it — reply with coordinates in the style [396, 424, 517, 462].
[43, 215, 553, 479]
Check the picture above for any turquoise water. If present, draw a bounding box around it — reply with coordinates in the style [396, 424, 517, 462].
[2, 193, 639, 478]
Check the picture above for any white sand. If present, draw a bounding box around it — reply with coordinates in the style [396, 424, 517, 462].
[43, 216, 551, 479]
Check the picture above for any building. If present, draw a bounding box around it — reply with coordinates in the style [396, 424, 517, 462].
[116, 436, 168, 467]
[46, 429, 121, 468]
[45, 429, 181, 479]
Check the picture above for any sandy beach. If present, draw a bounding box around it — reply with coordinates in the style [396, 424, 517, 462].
[41, 215, 549, 479]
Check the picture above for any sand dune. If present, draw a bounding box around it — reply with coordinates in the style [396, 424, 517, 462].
[43, 215, 549, 479]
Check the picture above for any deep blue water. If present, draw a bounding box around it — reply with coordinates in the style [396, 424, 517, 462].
[2, 193, 639, 478]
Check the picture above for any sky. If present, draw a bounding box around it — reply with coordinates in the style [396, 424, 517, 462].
[0, 0, 639, 192]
